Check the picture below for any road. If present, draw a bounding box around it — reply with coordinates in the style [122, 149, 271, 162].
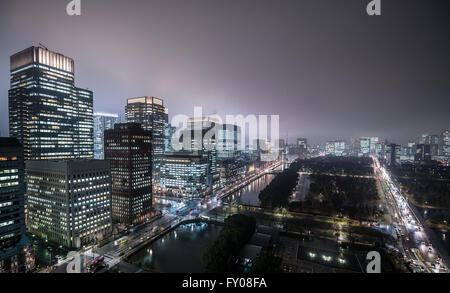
[373, 156, 448, 273]
[291, 172, 310, 202]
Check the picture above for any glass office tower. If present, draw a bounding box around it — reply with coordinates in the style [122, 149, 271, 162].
[94, 113, 120, 159]
[8, 46, 93, 160]
[125, 97, 168, 186]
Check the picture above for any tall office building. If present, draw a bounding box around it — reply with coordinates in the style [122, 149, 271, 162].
[217, 124, 241, 160]
[104, 123, 153, 225]
[369, 137, 379, 155]
[9, 46, 93, 160]
[325, 140, 346, 157]
[386, 143, 401, 166]
[442, 130, 450, 158]
[296, 138, 308, 157]
[400, 143, 415, 164]
[415, 144, 431, 163]
[94, 113, 120, 159]
[325, 141, 335, 156]
[26, 160, 112, 248]
[359, 137, 371, 156]
[181, 117, 220, 190]
[0, 138, 34, 273]
[164, 123, 177, 153]
[125, 97, 168, 186]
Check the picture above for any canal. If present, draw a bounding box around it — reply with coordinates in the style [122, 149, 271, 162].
[128, 222, 222, 272]
[226, 174, 276, 206]
[129, 173, 277, 272]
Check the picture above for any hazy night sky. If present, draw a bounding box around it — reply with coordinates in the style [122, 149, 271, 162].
[0, 0, 449, 145]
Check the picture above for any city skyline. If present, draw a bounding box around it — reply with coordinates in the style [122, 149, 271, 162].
[0, 0, 449, 145]
[1, 0, 450, 277]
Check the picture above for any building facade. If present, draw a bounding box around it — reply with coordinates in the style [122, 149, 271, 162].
[359, 137, 371, 156]
[125, 97, 168, 186]
[442, 130, 450, 158]
[9, 46, 93, 160]
[0, 138, 34, 273]
[217, 124, 241, 160]
[325, 140, 346, 157]
[26, 160, 112, 248]
[94, 113, 120, 159]
[160, 151, 210, 199]
[104, 123, 153, 225]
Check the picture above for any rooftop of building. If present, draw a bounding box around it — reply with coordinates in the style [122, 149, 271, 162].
[0, 137, 22, 148]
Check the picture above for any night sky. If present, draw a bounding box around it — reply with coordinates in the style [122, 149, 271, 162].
[0, 0, 449, 145]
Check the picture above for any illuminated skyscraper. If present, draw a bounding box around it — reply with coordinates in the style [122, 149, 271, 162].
[125, 97, 168, 186]
[104, 123, 153, 225]
[94, 113, 120, 159]
[8, 46, 93, 160]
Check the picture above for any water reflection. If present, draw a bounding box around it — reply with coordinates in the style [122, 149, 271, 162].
[129, 223, 222, 273]
[228, 174, 275, 206]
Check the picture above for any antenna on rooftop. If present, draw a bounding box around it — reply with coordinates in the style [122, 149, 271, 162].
[39, 43, 49, 50]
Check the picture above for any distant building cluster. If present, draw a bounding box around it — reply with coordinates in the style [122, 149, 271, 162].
[290, 132, 450, 167]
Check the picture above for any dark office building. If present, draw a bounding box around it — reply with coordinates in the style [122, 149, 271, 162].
[104, 123, 153, 225]
[0, 138, 34, 273]
[415, 144, 432, 163]
[9, 46, 93, 160]
[125, 97, 168, 186]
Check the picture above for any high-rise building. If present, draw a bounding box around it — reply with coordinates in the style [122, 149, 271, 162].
[325, 141, 335, 156]
[164, 123, 177, 153]
[217, 124, 241, 159]
[9, 46, 93, 160]
[359, 137, 371, 156]
[0, 138, 34, 273]
[181, 117, 220, 190]
[386, 143, 401, 166]
[325, 140, 346, 157]
[125, 97, 168, 186]
[104, 123, 153, 225]
[400, 144, 415, 164]
[297, 138, 308, 157]
[442, 130, 450, 158]
[160, 151, 210, 199]
[415, 144, 431, 163]
[370, 137, 379, 155]
[26, 160, 112, 248]
[94, 113, 120, 159]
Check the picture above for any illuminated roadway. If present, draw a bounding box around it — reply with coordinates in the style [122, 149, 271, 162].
[373, 156, 448, 273]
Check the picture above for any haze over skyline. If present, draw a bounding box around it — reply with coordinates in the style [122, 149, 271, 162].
[0, 0, 449, 145]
